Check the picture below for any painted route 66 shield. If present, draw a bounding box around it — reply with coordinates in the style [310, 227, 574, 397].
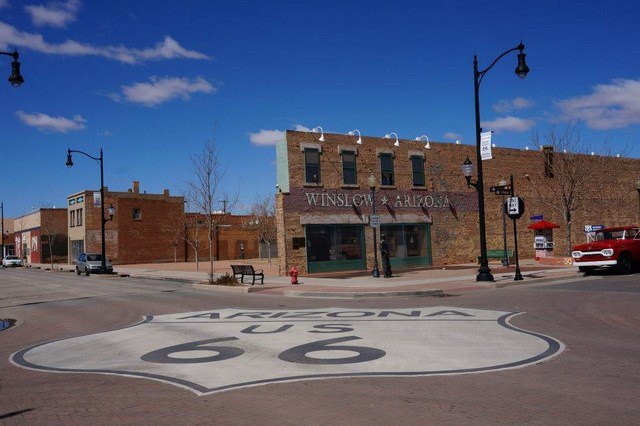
[12, 307, 564, 395]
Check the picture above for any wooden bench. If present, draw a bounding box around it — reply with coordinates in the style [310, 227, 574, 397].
[231, 264, 264, 285]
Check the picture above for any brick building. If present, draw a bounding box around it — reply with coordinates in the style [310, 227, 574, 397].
[14, 208, 68, 264]
[183, 213, 275, 262]
[67, 181, 185, 264]
[66, 180, 270, 264]
[276, 130, 640, 274]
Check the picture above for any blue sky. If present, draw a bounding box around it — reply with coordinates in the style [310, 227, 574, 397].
[1, 0, 639, 216]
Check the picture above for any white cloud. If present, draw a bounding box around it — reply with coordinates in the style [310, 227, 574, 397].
[249, 129, 285, 146]
[0, 0, 10, 9]
[443, 132, 462, 140]
[25, 0, 80, 28]
[16, 111, 86, 132]
[293, 124, 311, 132]
[110, 76, 215, 106]
[0, 21, 209, 64]
[248, 124, 311, 146]
[481, 116, 535, 133]
[493, 97, 534, 113]
[556, 78, 640, 130]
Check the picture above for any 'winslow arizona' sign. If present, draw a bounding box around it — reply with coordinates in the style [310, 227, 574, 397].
[283, 188, 478, 213]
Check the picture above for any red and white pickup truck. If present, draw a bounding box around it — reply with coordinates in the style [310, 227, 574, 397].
[572, 226, 640, 274]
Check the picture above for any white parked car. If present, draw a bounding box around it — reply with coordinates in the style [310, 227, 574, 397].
[2, 255, 23, 267]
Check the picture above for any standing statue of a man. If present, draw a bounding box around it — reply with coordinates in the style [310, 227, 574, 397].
[380, 235, 392, 278]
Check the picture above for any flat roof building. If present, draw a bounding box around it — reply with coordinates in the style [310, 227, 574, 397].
[276, 130, 640, 275]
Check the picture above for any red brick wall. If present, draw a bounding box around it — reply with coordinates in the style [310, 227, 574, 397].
[278, 131, 640, 274]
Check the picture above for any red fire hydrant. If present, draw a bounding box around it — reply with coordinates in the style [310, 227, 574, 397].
[289, 266, 299, 285]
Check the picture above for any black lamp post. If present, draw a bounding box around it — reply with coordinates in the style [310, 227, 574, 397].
[469, 41, 530, 282]
[66, 148, 115, 273]
[635, 177, 640, 224]
[367, 173, 380, 278]
[0, 48, 25, 87]
[1, 201, 4, 259]
[497, 179, 509, 267]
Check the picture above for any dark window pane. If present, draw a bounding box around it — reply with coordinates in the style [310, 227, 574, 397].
[307, 225, 363, 262]
[412, 156, 425, 186]
[305, 148, 320, 184]
[342, 151, 357, 185]
[380, 154, 394, 186]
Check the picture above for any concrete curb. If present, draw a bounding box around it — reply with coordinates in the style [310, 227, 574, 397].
[281, 289, 444, 299]
[493, 273, 595, 288]
[193, 283, 288, 293]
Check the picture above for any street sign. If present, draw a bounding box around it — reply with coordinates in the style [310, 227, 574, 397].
[584, 224, 605, 233]
[480, 132, 492, 160]
[530, 214, 543, 222]
[489, 184, 511, 196]
[11, 307, 564, 396]
[505, 197, 525, 220]
[369, 214, 380, 228]
[93, 192, 101, 207]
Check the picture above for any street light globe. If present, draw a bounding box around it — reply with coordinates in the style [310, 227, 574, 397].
[498, 179, 508, 187]
[367, 173, 377, 189]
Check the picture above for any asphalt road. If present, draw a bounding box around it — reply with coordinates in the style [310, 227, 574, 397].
[1, 267, 639, 424]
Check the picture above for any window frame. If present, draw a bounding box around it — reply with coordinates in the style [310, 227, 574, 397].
[341, 150, 357, 186]
[411, 155, 425, 187]
[132, 207, 142, 220]
[380, 153, 394, 186]
[304, 147, 321, 184]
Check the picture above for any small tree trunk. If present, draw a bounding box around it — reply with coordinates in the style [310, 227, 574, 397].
[565, 222, 572, 256]
[195, 246, 199, 270]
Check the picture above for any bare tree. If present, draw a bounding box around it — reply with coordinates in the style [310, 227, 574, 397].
[164, 206, 186, 263]
[183, 213, 204, 270]
[525, 125, 619, 255]
[187, 137, 236, 282]
[246, 193, 277, 265]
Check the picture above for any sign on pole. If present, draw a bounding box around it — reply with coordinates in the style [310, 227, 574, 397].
[369, 214, 380, 228]
[480, 131, 492, 160]
[93, 192, 102, 207]
[584, 224, 605, 233]
[505, 197, 525, 220]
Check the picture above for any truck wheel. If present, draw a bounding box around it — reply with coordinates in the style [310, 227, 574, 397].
[616, 253, 632, 275]
[85, 269, 90, 276]
[76, 267, 81, 276]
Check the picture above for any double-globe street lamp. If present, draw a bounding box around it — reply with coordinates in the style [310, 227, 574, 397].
[66, 148, 115, 273]
[467, 42, 530, 282]
[1, 48, 25, 87]
[367, 173, 380, 278]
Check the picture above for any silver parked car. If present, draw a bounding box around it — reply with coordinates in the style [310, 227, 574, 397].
[2, 255, 22, 267]
[75, 253, 113, 275]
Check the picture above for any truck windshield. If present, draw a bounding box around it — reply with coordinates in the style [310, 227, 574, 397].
[595, 230, 626, 241]
[86, 254, 104, 261]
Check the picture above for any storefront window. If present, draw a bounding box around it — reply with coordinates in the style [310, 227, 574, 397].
[381, 224, 430, 264]
[305, 148, 320, 184]
[341, 151, 357, 185]
[380, 153, 394, 186]
[411, 156, 425, 187]
[307, 225, 363, 262]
